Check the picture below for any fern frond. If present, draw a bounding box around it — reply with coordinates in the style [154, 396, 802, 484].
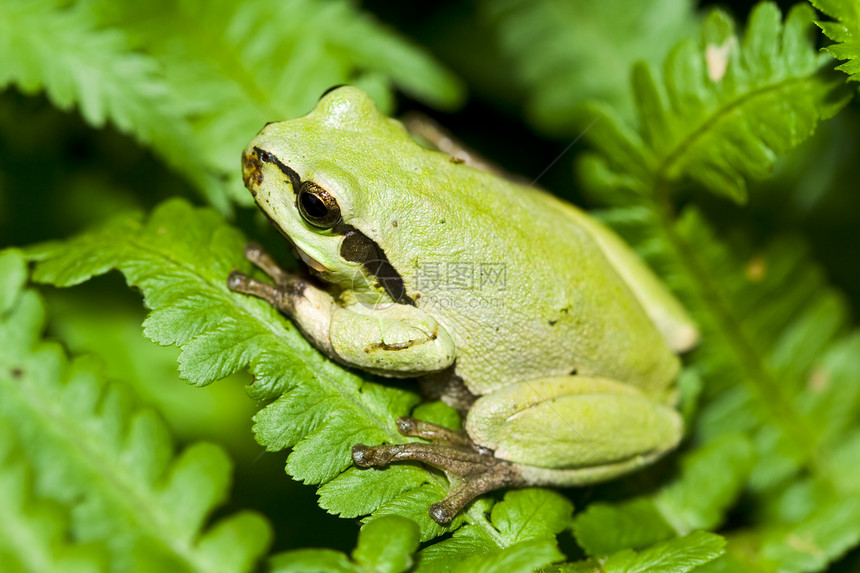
[577, 203, 860, 569]
[574, 4, 860, 569]
[274, 501, 721, 573]
[0, 0, 462, 211]
[585, 2, 849, 203]
[27, 200, 574, 552]
[559, 532, 724, 573]
[602, 531, 724, 573]
[90, 0, 463, 208]
[0, 424, 108, 573]
[0, 249, 272, 572]
[480, 0, 696, 133]
[674, 212, 860, 571]
[415, 489, 571, 571]
[0, 0, 231, 212]
[573, 434, 753, 556]
[811, 0, 860, 82]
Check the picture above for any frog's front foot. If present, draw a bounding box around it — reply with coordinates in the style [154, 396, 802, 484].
[352, 417, 525, 524]
[241, 241, 296, 285]
[228, 242, 307, 314]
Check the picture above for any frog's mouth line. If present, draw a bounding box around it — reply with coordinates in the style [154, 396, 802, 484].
[294, 243, 327, 272]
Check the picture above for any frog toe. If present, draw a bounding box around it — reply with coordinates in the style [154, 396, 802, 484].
[351, 439, 524, 524]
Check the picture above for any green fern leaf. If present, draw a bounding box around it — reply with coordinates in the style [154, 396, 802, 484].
[415, 489, 572, 571]
[576, 202, 860, 569]
[480, 0, 696, 133]
[666, 210, 860, 473]
[27, 199, 575, 551]
[0, 249, 272, 572]
[758, 496, 860, 572]
[0, 424, 108, 573]
[0, 0, 462, 212]
[573, 434, 753, 557]
[705, 488, 860, 572]
[453, 539, 563, 573]
[586, 2, 849, 203]
[270, 516, 420, 573]
[555, 532, 724, 573]
[811, 0, 860, 82]
[0, 0, 232, 212]
[576, 6, 860, 568]
[94, 0, 463, 208]
[674, 214, 860, 571]
[600, 531, 725, 573]
[351, 516, 421, 573]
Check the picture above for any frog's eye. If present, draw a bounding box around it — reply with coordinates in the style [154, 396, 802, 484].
[297, 181, 341, 228]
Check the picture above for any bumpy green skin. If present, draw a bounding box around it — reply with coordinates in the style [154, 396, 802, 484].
[241, 87, 697, 483]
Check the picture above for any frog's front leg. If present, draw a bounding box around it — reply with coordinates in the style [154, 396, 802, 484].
[228, 243, 456, 374]
[228, 242, 338, 357]
[354, 376, 682, 524]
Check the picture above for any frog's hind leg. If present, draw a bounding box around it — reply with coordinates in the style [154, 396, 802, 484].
[467, 376, 683, 485]
[419, 368, 478, 418]
[352, 417, 526, 524]
[354, 376, 683, 524]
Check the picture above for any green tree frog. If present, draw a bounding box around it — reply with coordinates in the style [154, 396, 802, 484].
[228, 87, 698, 524]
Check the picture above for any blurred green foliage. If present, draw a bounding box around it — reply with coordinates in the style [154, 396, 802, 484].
[2, 0, 860, 571]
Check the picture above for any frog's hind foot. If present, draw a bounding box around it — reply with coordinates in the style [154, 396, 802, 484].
[394, 416, 474, 448]
[352, 417, 525, 524]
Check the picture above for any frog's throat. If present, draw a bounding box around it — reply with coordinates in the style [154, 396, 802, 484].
[293, 243, 327, 272]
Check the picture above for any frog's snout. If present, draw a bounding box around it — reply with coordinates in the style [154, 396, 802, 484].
[241, 148, 263, 197]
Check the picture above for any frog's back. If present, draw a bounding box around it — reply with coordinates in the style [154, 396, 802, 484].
[386, 157, 681, 400]
[282, 89, 684, 399]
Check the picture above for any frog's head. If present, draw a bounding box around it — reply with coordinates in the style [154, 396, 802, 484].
[241, 86, 419, 305]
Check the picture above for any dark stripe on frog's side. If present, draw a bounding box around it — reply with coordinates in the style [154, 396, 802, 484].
[336, 223, 415, 306]
[254, 146, 301, 191]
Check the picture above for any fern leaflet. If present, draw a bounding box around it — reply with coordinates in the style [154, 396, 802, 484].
[0, 424, 108, 573]
[0, 0, 230, 211]
[0, 249, 272, 572]
[480, 0, 696, 133]
[585, 2, 849, 203]
[576, 3, 860, 570]
[811, 0, 860, 82]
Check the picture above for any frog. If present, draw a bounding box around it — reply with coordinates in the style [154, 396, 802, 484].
[228, 86, 698, 525]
